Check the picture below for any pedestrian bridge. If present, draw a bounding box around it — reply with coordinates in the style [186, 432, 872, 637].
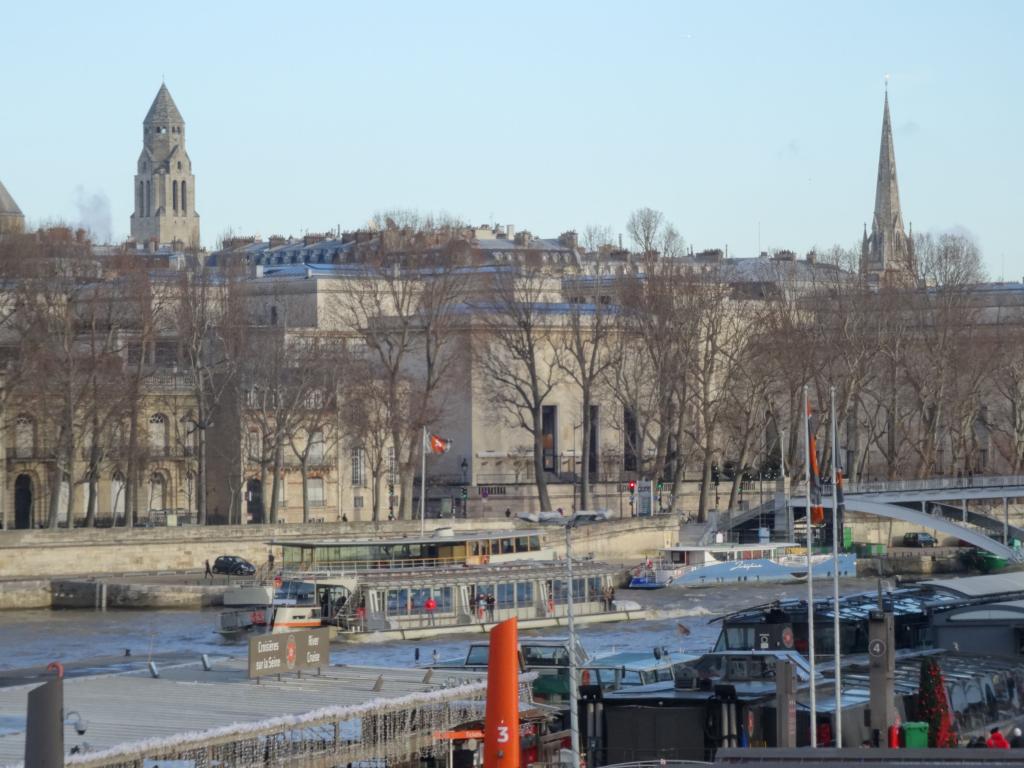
[776, 475, 1024, 562]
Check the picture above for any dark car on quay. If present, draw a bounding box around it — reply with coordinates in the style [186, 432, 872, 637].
[211, 555, 256, 576]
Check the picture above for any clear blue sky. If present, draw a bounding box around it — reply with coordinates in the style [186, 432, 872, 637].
[2, 1, 1021, 275]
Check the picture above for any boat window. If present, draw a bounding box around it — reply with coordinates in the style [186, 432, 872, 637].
[529, 536, 541, 551]
[437, 586, 453, 612]
[516, 582, 534, 605]
[656, 668, 674, 682]
[410, 588, 431, 611]
[502, 538, 515, 554]
[621, 670, 643, 685]
[725, 626, 756, 650]
[523, 645, 569, 667]
[498, 583, 515, 607]
[516, 536, 530, 552]
[466, 645, 490, 665]
[387, 589, 410, 615]
[588, 577, 603, 599]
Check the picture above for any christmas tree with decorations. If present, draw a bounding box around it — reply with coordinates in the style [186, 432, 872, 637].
[916, 656, 957, 747]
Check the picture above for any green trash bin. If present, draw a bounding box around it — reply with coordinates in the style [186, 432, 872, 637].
[902, 721, 929, 748]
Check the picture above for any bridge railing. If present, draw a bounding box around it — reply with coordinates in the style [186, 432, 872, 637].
[793, 474, 1024, 497]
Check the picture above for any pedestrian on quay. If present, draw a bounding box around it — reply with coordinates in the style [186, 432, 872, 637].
[268, 550, 275, 571]
[1010, 727, 1024, 748]
[486, 593, 496, 622]
[204, 559, 212, 580]
[425, 595, 437, 626]
[987, 726, 1010, 749]
[505, 507, 512, 519]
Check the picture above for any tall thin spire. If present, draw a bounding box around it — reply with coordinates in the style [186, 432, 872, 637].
[861, 90, 914, 281]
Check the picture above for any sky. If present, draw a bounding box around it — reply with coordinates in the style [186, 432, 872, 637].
[2, 1, 1022, 276]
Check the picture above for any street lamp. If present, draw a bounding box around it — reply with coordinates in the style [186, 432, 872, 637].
[538, 513, 590, 767]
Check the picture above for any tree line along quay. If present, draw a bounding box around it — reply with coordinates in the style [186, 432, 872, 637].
[0, 88, 1021, 534]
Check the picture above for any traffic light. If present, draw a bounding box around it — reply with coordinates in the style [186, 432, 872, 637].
[656, 480, 664, 491]
[460, 487, 468, 500]
[628, 480, 636, 494]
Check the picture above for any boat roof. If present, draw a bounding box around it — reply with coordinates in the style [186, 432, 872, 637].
[921, 571, 1024, 598]
[663, 542, 796, 552]
[0, 657, 493, 764]
[294, 559, 616, 586]
[273, 529, 544, 548]
[587, 650, 698, 670]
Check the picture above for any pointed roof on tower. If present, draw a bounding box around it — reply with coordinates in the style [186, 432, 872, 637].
[0, 179, 23, 216]
[872, 91, 905, 238]
[144, 83, 184, 125]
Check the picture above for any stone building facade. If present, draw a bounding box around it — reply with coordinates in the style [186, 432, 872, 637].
[130, 85, 200, 249]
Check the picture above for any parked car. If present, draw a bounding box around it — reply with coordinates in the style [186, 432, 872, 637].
[902, 532, 937, 548]
[212, 555, 256, 576]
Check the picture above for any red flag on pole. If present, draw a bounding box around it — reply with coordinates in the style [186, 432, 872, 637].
[429, 434, 452, 455]
[807, 403, 825, 525]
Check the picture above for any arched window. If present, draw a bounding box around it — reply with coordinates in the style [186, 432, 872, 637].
[149, 472, 166, 512]
[148, 413, 168, 454]
[145, 180, 151, 217]
[14, 415, 33, 458]
[172, 180, 178, 212]
[110, 472, 126, 522]
[181, 180, 187, 214]
[138, 181, 144, 216]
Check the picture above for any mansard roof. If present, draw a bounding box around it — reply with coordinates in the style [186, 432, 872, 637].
[144, 84, 184, 125]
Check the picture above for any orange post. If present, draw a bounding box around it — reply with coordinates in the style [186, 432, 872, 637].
[484, 617, 521, 768]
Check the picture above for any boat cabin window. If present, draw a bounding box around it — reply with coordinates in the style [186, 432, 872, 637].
[719, 625, 756, 650]
[275, 580, 316, 603]
[522, 644, 570, 667]
[466, 645, 490, 665]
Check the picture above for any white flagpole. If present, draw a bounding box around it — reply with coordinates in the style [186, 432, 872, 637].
[420, 427, 427, 537]
[803, 385, 818, 747]
[830, 385, 843, 747]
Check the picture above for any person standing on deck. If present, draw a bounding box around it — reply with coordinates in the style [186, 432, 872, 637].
[425, 595, 437, 626]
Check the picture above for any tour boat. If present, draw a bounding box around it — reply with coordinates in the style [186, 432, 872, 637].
[217, 528, 640, 641]
[627, 543, 856, 589]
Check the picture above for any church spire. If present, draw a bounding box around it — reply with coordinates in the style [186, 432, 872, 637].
[873, 91, 905, 241]
[860, 91, 914, 282]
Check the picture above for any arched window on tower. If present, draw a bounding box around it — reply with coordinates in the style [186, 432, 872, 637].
[146, 180, 151, 217]
[172, 180, 178, 213]
[137, 181, 144, 217]
[181, 180, 187, 214]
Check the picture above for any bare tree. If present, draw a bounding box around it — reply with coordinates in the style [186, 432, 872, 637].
[558, 267, 621, 510]
[477, 268, 564, 511]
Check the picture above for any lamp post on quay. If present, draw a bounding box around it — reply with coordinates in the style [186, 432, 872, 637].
[537, 513, 593, 767]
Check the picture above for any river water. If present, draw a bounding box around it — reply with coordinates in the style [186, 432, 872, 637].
[0, 578, 878, 673]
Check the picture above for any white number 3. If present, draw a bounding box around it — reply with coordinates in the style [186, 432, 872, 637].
[496, 725, 510, 743]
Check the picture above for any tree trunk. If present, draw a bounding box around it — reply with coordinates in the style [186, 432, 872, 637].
[532, 407, 552, 512]
[259, 461, 269, 524]
[125, 410, 140, 529]
[269, 442, 283, 524]
[196, 410, 208, 525]
[47, 462, 62, 529]
[300, 456, 310, 524]
[85, 474, 97, 528]
[580, 390, 592, 512]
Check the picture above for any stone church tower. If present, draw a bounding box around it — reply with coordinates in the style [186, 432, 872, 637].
[130, 84, 200, 248]
[0, 179, 26, 236]
[861, 91, 915, 283]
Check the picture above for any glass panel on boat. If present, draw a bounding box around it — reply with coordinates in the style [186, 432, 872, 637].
[516, 582, 534, 605]
[466, 645, 489, 665]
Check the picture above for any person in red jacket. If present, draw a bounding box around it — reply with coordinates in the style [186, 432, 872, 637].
[987, 727, 1011, 749]
[424, 595, 437, 626]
